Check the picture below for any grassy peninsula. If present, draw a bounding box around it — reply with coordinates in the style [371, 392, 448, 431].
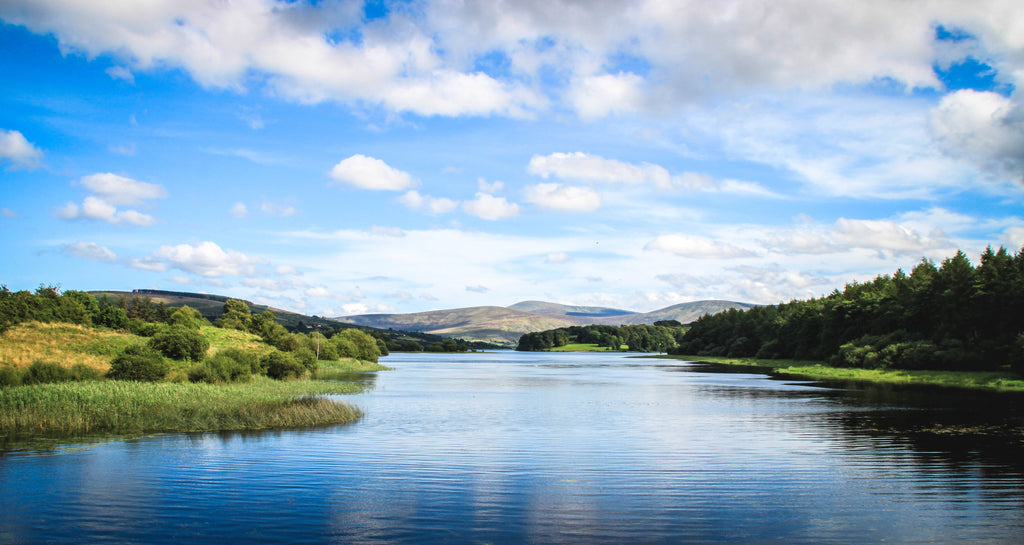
[0, 289, 390, 449]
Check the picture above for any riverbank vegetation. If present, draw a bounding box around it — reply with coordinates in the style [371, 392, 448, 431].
[672, 246, 1024, 376]
[1, 287, 389, 447]
[661, 355, 1024, 392]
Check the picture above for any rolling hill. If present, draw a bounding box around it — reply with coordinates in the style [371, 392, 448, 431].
[337, 300, 754, 346]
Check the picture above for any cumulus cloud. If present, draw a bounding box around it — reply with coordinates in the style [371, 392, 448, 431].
[152, 241, 264, 277]
[833, 218, 949, 253]
[524, 183, 602, 211]
[399, 190, 458, 214]
[330, 155, 417, 190]
[260, 201, 298, 217]
[644, 234, 755, 259]
[462, 193, 521, 220]
[930, 89, 1024, 186]
[0, 128, 43, 169]
[62, 241, 118, 262]
[568, 72, 644, 120]
[8, 0, 1022, 120]
[57, 173, 166, 226]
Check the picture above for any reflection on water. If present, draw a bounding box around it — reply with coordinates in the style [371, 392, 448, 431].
[2, 352, 1023, 544]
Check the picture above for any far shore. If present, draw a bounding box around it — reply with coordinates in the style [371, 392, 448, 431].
[653, 354, 1024, 393]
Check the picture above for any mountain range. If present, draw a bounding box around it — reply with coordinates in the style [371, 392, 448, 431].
[336, 300, 754, 346]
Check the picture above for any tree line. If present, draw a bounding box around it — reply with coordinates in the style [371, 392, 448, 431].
[517, 322, 684, 352]
[672, 246, 1024, 374]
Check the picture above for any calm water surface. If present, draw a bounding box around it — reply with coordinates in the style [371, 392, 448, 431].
[2, 351, 1023, 544]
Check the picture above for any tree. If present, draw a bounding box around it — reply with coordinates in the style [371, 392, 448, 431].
[148, 325, 209, 361]
[168, 305, 205, 330]
[333, 329, 381, 362]
[218, 299, 252, 331]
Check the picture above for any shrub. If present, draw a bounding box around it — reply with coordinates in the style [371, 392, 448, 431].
[96, 306, 130, 330]
[149, 325, 210, 361]
[0, 366, 22, 387]
[23, 360, 70, 384]
[107, 345, 169, 382]
[168, 305, 205, 330]
[128, 319, 163, 337]
[333, 329, 380, 363]
[218, 347, 263, 375]
[262, 351, 308, 381]
[293, 346, 318, 372]
[188, 352, 252, 384]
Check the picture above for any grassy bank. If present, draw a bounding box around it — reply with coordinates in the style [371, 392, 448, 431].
[313, 357, 391, 380]
[662, 355, 1024, 392]
[548, 343, 618, 352]
[1, 378, 363, 444]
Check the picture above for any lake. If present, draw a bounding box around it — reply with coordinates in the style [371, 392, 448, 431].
[2, 351, 1023, 544]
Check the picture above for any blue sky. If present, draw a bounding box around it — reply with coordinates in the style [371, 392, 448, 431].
[1, 1, 1023, 316]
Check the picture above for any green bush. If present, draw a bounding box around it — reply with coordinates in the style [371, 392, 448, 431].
[128, 319, 163, 337]
[262, 351, 308, 381]
[107, 345, 169, 382]
[218, 347, 263, 375]
[96, 306, 130, 329]
[188, 352, 253, 384]
[23, 360, 70, 384]
[168, 305, 205, 330]
[293, 346, 318, 372]
[148, 325, 210, 361]
[0, 367, 22, 387]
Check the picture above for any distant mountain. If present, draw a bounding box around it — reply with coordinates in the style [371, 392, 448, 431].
[337, 299, 753, 347]
[335, 306, 580, 346]
[507, 300, 637, 319]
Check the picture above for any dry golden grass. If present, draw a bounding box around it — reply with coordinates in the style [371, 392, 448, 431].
[0, 322, 143, 371]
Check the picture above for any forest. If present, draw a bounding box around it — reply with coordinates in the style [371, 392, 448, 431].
[672, 246, 1024, 374]
[516, 322, 684, 352]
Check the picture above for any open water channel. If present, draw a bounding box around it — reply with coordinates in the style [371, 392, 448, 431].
[2, 351, 1024, 544]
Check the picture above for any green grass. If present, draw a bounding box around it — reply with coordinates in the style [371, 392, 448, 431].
[662, 355, 1024, 392]
[549, 343, 618, 352]
[313, 357, 391, 380]
[0, 377, 363, 449]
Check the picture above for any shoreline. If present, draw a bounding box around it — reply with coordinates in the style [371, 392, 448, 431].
[654, 354, 1024, 393]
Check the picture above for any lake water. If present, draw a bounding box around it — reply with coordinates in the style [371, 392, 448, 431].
[2, 351, 1023, 544]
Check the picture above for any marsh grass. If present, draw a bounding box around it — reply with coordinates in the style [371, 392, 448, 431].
[201, 325, 270, 355]
[313, 357, 391, 381]
[0, 377, 363, 445]
[662, 355, 1024, 392]
[0, 322, 142, 370]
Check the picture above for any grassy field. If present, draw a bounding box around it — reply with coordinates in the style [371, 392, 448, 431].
[0, 322, 144, 370]
[663, 355, 1024, 392]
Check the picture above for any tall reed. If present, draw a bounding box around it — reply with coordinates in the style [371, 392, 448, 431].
[0, 377, 363, 439]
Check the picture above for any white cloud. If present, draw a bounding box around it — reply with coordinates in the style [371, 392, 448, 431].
[930, 89, 1024, 187]
[466, 285, 490, 293]
[1, 208, 17, 219]
[153, 241, 264, 277]
[528, 152, 673, 188]
[0, 128, 43, 169]
[546, 252, 570, 263]
[645, 234, 755, 259]
[229, 202, 248, 218]
[1004, 227, 1024, 250]
[478, 178, 505, 193]
[568, 72, 644, 120]
[524, 183, 602, 212]
[62, 241, 118, 263]
[80, 173, 167, 206]
[57, 173, 166, 226]
[398, 190, 458, 214]
[834, 218, 949, 253]
[260, 201, 298, 217]
[371, 225, 406, 237]
[462, 193, 521, 220]
[105, 65, 134, 84]
[305, 286, 331, 298]
[330, 155, 417, 190]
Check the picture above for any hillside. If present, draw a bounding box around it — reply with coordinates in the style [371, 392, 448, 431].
[338, 300, 753, 347]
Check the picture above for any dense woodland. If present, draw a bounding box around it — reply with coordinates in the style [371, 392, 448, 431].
[672, 246, 1024, 374]
[517, 322, 684, 352]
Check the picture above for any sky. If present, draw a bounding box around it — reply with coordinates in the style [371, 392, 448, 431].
[1, 0, 1023, 317]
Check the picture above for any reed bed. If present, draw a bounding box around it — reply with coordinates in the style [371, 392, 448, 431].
[0, 378, 363, 439]
[313, 357, 391, 381]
